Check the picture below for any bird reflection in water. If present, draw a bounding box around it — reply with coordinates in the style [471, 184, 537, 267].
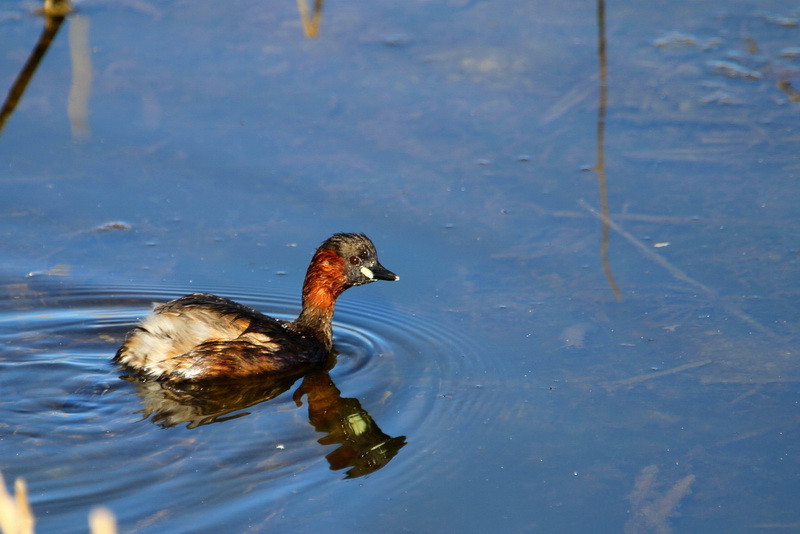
[122, 362, 406, 479]
[293, 371, 406, 478]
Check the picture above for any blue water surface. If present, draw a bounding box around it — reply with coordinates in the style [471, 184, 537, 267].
[1, 0, 799, 532]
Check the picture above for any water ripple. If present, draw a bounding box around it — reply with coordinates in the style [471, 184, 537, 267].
[0, 277, 497, 532]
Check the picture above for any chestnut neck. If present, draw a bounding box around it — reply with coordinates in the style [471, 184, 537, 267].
[292, 248, 348, 351]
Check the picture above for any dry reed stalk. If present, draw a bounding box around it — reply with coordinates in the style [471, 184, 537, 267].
[0, 472, 34, 534]
[1, 471, 117, 534]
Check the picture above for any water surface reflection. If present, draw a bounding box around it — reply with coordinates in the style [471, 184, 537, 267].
[1, 0, 799, 531]
[126, 366, 406, 478]
[0, 279, 488, 531]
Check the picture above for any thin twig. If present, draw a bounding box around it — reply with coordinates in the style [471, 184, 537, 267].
[602, 359, 712, 390]
[578, 199, 779, 339]
[578, 199, 716, 295]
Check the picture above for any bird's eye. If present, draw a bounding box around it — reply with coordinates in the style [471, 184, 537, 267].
[349, 256, 361, 266]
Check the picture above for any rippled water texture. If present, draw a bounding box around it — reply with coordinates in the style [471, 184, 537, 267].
[0, 280, 494, 532]
[1, 0, 799, 532]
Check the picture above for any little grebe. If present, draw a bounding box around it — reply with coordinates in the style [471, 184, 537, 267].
[114, 233, 398, 381]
